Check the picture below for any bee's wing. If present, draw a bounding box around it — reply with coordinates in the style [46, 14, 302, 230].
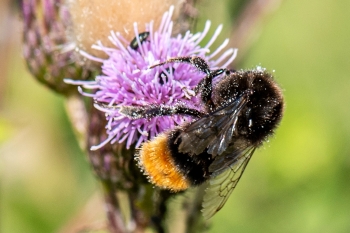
[177, 95, 248, 156]
[202, 146, 255, 219]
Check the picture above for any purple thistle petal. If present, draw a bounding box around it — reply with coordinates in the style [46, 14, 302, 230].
[65, 6, 237, 150]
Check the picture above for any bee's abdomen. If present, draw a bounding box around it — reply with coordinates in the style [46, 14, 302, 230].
[137, 130, 212, 192]
[167, 130, 212, 186]
[137, 134, 190, 192]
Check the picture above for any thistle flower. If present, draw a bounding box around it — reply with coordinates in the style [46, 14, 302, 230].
[21, 0, 90, 95]
[66, 6, 237, 150]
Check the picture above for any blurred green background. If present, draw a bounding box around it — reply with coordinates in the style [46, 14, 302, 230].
[2, 0, 350, 232]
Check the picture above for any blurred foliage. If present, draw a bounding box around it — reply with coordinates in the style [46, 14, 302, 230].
[1, 0, 350, 232]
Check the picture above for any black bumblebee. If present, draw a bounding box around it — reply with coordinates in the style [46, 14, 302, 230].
[118, 56, 284, 219]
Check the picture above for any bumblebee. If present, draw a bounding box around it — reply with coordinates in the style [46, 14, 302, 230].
[118, 56, 284, 219]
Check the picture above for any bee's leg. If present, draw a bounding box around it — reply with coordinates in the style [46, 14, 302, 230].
[150, 56, 212, 75]
[103, 104, 205, 119]
[194, 69, 228, 111]
[150, 56, 228, 111]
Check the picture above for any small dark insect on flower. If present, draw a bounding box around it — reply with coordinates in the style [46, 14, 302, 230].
[120, 56, 284, 219]
[129, 31, 150, 50]
[158, 67, 175, 85]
